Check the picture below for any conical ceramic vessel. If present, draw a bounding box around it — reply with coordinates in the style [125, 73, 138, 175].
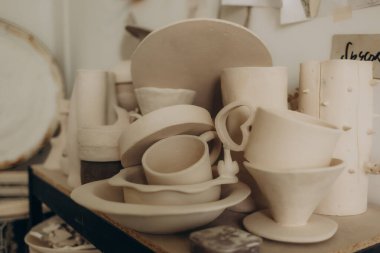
[243, 159, 345, 243]
[243, 159, 344, 226]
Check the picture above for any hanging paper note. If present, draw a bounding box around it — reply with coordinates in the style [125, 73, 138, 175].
[331, 34, 380, 78]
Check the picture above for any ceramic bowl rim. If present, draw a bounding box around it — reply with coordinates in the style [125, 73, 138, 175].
[255, 107, 340, 134]
[70, 180, 250, 216]
[243, 158, 345, 174]
[108, 166, 237, 193]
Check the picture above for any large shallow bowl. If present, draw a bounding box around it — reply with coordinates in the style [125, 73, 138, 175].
[108, 166, 238, 205]
[71, 180, 250, 234]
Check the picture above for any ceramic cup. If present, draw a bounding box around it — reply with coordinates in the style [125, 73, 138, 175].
[135, 87, 196, 115]
[142, 131, 221, 185]
[221, 66, 288, 142]
[215, 101, 341, 169]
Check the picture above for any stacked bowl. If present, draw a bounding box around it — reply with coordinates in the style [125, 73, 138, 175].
[216, 101, 345, 243]
[71, 103, 250, 234]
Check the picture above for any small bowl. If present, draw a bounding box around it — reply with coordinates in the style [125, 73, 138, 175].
[70, 180, 250, 234]
[108, 166, 237, 205]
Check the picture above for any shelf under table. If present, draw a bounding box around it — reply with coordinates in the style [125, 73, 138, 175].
[29, 164, 380, 253]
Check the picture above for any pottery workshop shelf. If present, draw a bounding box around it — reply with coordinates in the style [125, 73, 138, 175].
[29, 164, 380, 253]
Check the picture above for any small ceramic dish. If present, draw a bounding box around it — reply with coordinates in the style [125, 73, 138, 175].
[119, 104, 215, 167]
[108, 166, 238, 205]
[70, 180, 250, 234]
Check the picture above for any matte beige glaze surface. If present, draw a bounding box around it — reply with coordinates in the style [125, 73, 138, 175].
[135, 87, 196, 115]
[108, 166, 238, 205]
[110, 60, 138, 112]
[119, 105, 215, 167]
[131, 18, 272, 115]
[78, 106, 130, 162]
[243, 211, 338, 243]
[299, 60, 374, 215]
[142, 131, 220, 185]
[221, 66, 288, 142]
[243, 159, 344, 226]
[75, 70, 108, 128]
[70, 180, 250, 234]
[216, 103, 341, 169]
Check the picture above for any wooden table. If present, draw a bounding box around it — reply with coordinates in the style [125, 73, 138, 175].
[29, 164, 380, 253]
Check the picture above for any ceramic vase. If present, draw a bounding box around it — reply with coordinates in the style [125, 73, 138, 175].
[66, 70, 109, 188]
[299, 59, 379, 216]
[220, 67, 288, 211]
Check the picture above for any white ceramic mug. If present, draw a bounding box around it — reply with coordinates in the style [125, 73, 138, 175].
[221, 66, 288, 142]
[216, 101, 341, 169]
[142, 131, 221, 185]
[135, 87, 196, 115]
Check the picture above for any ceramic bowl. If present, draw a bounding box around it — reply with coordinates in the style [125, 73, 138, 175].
[108, 166, 238, 205]
[134, 87, 196, 115]
[71, 180, 250, 234]
[119, 104, 215, 167]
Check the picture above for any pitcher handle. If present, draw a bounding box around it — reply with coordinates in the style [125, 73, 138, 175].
[199, 131, 222, 165]
[215, 101, 255, 151]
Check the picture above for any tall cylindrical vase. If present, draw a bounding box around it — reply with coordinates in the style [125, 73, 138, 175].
[299, 59, 375, 216]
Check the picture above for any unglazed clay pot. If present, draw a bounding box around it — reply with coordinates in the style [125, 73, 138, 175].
[70, 180, 250, 234]
[243, 159, 345, 243]
[108, 166, 237, 205]
[75, 70, 108, 128]
[299, 60, 379, 216]
[134, 87, 196, 115]
[221, 66, 288, 142]
[119, 105, 215, 167]
[142, 131, 221, 185]
[110, 60, 138, 112]
[216, 102, 341, 169]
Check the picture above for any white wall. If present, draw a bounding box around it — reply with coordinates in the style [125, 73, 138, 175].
[248, 6, 380, 204]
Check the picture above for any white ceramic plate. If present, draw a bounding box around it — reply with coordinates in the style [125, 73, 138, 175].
[131, 18, 272, 115]
[0, 18, 63, 169]
[71, 180, 250, 234]
[119, 104, 215, 167]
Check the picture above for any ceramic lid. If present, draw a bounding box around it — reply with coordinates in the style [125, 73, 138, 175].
[119, 104, 215, 167]
[131, 18, 272, 115]
[0, 18, 63, 169]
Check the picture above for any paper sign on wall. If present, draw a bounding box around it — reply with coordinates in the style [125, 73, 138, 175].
[331, 34, 380, 78]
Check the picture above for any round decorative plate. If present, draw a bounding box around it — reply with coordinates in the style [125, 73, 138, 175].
[0, 18, 63, 169]
[131, 18, 272, 115]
